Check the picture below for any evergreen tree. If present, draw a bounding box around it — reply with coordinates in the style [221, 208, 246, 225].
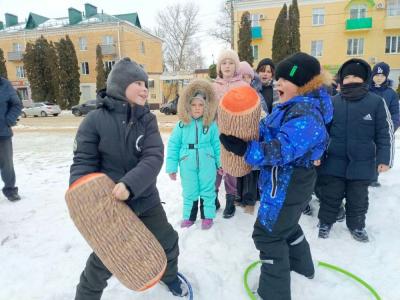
[57, 35, 81, 109]
[23, 36, 58, 102]
[272, 4, 290, 63]
[45, 41, 60, 104]
[96, 44, 106, 92]
[288, 0, 301, 54]
[237, 11, 253, 66]
[208, 63, 217, 79]
[0, 48, 8, 79]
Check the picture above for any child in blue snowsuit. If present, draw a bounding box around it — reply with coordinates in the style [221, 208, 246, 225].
[220, 52, 333, 300]
[166, 79, 221, 230]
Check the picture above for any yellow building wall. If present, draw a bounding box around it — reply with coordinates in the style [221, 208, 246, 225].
[0, 23, 164, 105]
[235, 0, 400, 80]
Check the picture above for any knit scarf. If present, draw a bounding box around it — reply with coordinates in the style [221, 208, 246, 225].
[341, 83, 369, 101]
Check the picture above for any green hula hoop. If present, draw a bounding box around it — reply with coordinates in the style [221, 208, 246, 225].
[243, 260, 381, 300]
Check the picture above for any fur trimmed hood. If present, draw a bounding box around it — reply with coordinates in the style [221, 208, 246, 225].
[178, 79, 218, 127]
[297, 70, 333, 95]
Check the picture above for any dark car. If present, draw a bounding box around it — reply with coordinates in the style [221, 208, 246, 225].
[72, 100, 97, 116]
[160, 96, 178, 115]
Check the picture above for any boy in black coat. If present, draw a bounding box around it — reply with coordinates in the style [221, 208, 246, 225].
[317, 59, 394, 242]
[70, 58, 188, 299]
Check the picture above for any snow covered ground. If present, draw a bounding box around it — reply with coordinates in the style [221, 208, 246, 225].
[1, 129, 399, 300]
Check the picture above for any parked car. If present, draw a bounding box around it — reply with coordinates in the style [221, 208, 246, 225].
[71, 100, 97, 116]
[160, 96, 178, 115]
[21, 102, 61, 117]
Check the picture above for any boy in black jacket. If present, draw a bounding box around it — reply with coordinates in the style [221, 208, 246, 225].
[317, 59, 394, 242]
[70, 58, 188, 299]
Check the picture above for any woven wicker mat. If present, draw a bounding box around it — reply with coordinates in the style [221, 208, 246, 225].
[65, 173, 167, 291]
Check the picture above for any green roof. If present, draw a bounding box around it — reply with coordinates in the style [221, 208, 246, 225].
[114, 13, 141, 28]
[25, 13, 49, 29]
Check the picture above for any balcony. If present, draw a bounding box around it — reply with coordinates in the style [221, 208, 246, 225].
[100, 44, 116, 55]
[385, 16, 400, 29]
[251, 26, 262, 40]
[7, 51, 24, 61]
[346, 17, 372, 30]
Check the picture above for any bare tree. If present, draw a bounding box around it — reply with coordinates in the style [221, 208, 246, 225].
[210, 2, 232, 46]
[155, 2, 203, 72]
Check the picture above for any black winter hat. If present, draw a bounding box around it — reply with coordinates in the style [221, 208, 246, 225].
[372, 62, 390, 78]
[275, 52, 321, 87]
[106, 57, 148, 101]
[338, 58, 371, 83]
[256, 58, 275, 73]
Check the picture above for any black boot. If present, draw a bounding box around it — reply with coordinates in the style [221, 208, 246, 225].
[336, 204, 346, 222]
[349, 228, 369, 243]
[302, 204, 312, 216]
[4, 190, 21, 202]
[223, 194, 236, 218]
[318, 222, 332, 239]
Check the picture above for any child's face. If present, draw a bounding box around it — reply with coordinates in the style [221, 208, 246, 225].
[125, 81, 148, 106]
[190, 98, 205, 119]
[342, 75, 364, 85]
[276, 78, 298, 102]
[258, 65, 273, 83]
[220, 59, 236, 79]
[373, 74, 386, 85]
[242, 74, 252, 84]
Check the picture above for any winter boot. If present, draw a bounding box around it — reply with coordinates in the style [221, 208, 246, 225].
[302, 204, 312, 216]
[223, 194, 236, 218]
[181, 220, 194, 228]
[336, 204, 346, 222]
[318, 222, 332, 239]
[166, 276, 189, 297]
[349, 228, 369, 243]
[369, 181, 381, 187]
[201, 219, 213, 230]
[6, 192, 21, 202]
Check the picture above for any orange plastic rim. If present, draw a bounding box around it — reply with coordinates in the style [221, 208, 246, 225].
[68, 173, 105, 191]
[137, 263, 167, 291]
[220, 86, 259, 113]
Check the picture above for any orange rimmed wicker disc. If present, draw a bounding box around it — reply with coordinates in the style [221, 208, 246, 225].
[218, 86, 261, 177]
[65, 173, 167, 291]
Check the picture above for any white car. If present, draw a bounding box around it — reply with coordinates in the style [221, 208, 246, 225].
[21, 102, 61, 117]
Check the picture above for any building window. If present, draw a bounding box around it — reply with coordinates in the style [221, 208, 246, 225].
[16, 66, 25, 78]
[250, 14, 260, 27]
[311, 40, 323, 57]
[148, 79, 155, 88]
[312, 8, 325, 26]
[251, 45, 259, 60]
[103, 35, 114, 45]
[81, 62, 90, 75]
[140, 41, 145, 54]
[387, 0, 400, 16]
[104, 60, 115, 70]
[347, 38, 364, 55]
[79, 37, 87, 51]
[349, 4, 367, 19]
[13, 43, 24, 52]
[385, 36, 400, 53]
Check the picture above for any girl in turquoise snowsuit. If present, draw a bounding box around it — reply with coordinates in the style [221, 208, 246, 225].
[166, 79, 221, 230]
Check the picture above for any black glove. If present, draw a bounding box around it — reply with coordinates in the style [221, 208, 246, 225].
[219, 134, 247, 157]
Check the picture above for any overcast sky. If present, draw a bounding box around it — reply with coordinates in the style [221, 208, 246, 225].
[0, 0, 230, 67]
